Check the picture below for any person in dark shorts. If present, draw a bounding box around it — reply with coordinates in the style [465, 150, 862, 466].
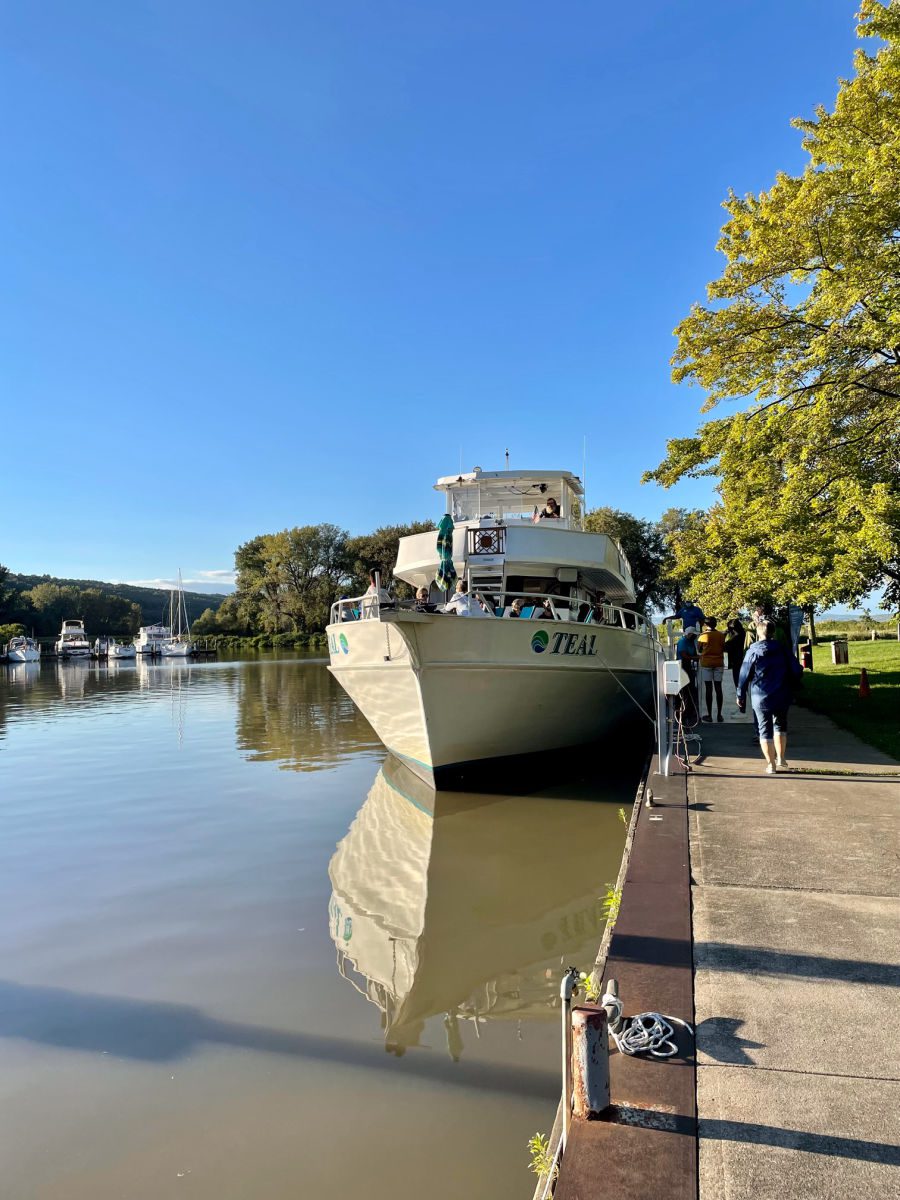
[737, 620, 803, 774]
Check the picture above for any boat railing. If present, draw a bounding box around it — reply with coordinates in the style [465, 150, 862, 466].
[473, 591, 654, 633]
[331, 573, 392, 624]
[331, 586, 656, 636]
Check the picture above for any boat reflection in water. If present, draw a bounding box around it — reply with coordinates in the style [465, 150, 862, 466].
[329, 755, 628, 1060]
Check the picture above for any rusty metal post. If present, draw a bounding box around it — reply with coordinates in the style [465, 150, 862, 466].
[571, 1006, 610, 1118]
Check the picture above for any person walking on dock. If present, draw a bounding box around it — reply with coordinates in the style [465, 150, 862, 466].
[724, 617, 746, 688]
[698, 617, 726, 723]
[737, 619, 803, 774]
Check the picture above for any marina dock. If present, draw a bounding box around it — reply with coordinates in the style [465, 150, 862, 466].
[551, 680, 900, 1199]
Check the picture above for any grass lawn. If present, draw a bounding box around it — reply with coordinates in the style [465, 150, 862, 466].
[799, 640, 900, 762]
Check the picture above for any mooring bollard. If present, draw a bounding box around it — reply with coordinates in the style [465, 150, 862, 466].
[571, 1005, 610, 1118]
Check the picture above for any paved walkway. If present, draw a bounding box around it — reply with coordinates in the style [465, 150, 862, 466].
[689, 679, 900, 1198]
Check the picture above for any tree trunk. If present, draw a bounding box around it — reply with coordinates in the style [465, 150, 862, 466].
[806, 607, 817, 644]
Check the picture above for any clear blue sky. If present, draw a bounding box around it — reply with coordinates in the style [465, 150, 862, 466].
[1, 0, 860, 591]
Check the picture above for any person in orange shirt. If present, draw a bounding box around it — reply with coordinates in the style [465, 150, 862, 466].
[698, 617, 727, 722]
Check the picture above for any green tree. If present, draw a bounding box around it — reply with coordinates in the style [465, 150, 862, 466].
[582, 507, 676, 613]
[345, 521, 436, 599]
[235, 534, 287, 632]
[235, 525, 352, 633]
[0, 564, 11, 619]
[645, 0, 900, 613]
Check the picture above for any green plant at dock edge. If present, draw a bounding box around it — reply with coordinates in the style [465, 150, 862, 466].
[527, 1132, 557, 1185]
[618, 806, 628, 825]
[601, 883, 622, 924]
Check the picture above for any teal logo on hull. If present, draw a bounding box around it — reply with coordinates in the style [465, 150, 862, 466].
[339, 633, 349, 654]
[531, 630, 549, 653]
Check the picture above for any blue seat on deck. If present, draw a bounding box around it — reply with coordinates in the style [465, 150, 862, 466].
[520, 606, 535, 619]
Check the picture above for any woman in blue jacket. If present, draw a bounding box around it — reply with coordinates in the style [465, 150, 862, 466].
[737, 620, 803, 774]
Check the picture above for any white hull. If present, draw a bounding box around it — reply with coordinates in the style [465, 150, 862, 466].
[57, 645, 91, 659]
[107, 644, 136, 659]
[160, 641, 193, 657]
[7, 647, 40, 663]
[328, 613, 655, 784]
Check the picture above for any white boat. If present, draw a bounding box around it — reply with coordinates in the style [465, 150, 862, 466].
[106, 637, 136, 659]
[327, 468, 658, 786]
[5, 635, 40, 663]
[56, 619, 91, 659]
[160, 570, 194, 657]
[134, 623, 172, 655]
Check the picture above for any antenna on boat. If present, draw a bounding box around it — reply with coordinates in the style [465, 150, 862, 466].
[505, 448, 510, 470]
[582, 435, 587, 530]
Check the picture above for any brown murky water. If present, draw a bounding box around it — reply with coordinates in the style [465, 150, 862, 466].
[0, 655, 638, 1199]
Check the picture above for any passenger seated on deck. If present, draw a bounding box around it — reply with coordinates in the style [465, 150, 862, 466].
[537, 598, 556, 619]
[441, 580, 489, 617]
[413, 586, 436, 613]
[539, 497, 561, 519]
[509, 598, 525, 617]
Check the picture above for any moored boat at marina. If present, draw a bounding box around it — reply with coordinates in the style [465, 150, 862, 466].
[134, 623, 172, 655]
[102, 637, 137, 659]
[160, 570, 195, 657]
[56, 619, 91, 659]
[5, 635, 40, 663]
[327, 468, 658, 786]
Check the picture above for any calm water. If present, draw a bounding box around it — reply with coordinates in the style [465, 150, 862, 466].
[0, 655, 639, 1199]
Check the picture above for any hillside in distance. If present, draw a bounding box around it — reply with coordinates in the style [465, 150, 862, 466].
[9, 574, 228, 628]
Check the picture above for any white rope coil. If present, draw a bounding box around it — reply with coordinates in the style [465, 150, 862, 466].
[600, 985, 693, 1059]
[610, 1012, 693, 1059]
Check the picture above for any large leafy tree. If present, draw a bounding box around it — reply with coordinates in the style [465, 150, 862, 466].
[0, 564, 11, 619]
[645, 1, 900, 613]
[235, 525, 352, 632]
[583, 507, 679, 613]
[345, 521, 436, 599]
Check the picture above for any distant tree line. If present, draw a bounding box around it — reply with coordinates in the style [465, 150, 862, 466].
[0, 566, 143, 638]
[0, 567, 226, 637]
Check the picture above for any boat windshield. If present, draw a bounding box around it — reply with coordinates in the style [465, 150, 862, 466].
[438, 474, 581, 525]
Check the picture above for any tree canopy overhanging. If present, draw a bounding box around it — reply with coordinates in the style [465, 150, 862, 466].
[644, 0, 900, 615]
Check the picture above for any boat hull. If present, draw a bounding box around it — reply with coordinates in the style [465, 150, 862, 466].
[160, 642, 193, 657]
[107, 645, 136, 659]
[7, 648, 40, 663]
[327, 614, 655, 785]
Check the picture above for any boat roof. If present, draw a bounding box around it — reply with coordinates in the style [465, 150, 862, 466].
[434, 469, 583, 497]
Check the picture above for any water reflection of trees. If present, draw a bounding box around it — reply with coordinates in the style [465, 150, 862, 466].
[329, 757, 631, 1059]
[235, 659, 381, 771]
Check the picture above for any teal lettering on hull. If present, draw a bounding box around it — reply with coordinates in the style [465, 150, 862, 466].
[535, 631, 597, 657]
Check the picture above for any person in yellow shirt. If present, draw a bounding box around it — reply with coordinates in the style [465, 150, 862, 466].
[698, 617, 727, 722]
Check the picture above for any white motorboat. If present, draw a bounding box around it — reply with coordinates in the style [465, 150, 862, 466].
[327, 468, 658, 786]
[5, 635, 40, 663]
[160, 570, 194, 657]
[56, 619, 91, 659]
[134, 623, 172, 655]
[106, 637, 136, 659]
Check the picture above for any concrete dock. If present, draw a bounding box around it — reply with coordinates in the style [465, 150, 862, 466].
[551, 679, 899, 1198]
[692, 684, 900, 1198]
